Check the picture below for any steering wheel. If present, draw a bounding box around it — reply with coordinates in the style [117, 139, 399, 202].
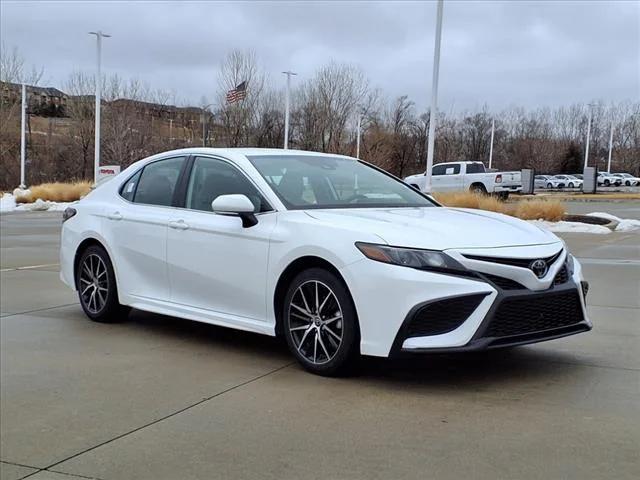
[344, 194, 369, 204]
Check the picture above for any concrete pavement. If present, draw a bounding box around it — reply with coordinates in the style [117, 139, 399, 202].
[1, 207, 639, 480]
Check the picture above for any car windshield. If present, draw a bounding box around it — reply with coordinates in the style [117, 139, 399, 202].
[247, 155, 436, 210]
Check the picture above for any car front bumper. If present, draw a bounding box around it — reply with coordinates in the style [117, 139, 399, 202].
[340, 251, 591, 358]
[390, 280, 591, 356]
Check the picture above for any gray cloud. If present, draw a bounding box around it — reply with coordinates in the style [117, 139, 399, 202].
[1, 0, 638, 111]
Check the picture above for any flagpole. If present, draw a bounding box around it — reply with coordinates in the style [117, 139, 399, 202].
[282, 70, 297, 149]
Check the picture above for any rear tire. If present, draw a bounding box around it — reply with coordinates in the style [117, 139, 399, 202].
[76, 245, 129, 323]
[282, 268, 359, 376]
[470, 184, 487, 195]
[604, 180, 610, 186]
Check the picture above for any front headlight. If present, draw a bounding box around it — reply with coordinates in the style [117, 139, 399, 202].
[355, 242, 466, 272]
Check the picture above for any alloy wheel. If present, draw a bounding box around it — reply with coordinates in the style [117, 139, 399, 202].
[288, 280, 343, 365]
[79, 254, 109, 314]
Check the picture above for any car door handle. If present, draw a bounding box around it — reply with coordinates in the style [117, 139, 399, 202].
[168, 220, 190, 230]
[107, 211, 123, 221]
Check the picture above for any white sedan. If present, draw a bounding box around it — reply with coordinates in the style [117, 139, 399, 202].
[60, 148, 591, 376]
[553, 175, 583, 189]
[612, 173, 640, 186]
[534, 175, 563, 189]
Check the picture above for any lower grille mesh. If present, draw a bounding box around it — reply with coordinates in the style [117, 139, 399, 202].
[485, 290, 583, 338]
[406, 294, 487, 338]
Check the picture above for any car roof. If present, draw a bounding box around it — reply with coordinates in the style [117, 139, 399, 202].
[142, 147, 357, 161]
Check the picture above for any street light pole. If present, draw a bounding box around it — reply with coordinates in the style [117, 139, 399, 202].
[282, 70, 297, 149]
[89, 30, 111, 184]
[488, 118, 495, 170]
[606, 122, 614, 173]
[424, 0, 444, 193]
[20, 84, 26, 188]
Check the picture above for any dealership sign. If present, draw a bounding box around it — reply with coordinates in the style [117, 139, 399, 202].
[97, 165, 121, 184]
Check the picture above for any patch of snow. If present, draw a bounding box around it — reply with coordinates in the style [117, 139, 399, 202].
[12, 187, 31, 198]
[616, 219, 640, 232]
[0, 193, 75, 213]
[0, 193, 17, 213]
[586, 212, 640, 232]
[530, 220, 612, 234]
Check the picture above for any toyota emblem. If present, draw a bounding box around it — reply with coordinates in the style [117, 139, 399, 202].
[529, 259, 548, 278]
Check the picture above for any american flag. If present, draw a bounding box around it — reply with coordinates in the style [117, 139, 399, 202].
[226, 81, 247, 104]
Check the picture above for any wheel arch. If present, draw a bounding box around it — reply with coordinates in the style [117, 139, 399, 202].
[73, 237, 109, 290]
[273, 256, 357, 338]
[469, 182, 488, 193]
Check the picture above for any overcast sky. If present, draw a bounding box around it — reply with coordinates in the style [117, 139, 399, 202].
[1, 0, 638, 111]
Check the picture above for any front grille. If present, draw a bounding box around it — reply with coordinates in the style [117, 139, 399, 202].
[484, 290, 583, 338]
[482, 273, 526, 290]
[464, 250, 562, 269]
[405, 294, 487, 338]
[553, 265, 569, 285]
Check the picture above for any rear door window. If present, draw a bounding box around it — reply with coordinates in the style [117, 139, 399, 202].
[432, 165, 447, 176]
[466, 163, 485, 174]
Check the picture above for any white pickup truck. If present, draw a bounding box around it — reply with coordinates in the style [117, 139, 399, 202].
[404, 161, 522, 199]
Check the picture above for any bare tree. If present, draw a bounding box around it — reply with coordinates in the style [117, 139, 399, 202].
[216, 50, 266, 146]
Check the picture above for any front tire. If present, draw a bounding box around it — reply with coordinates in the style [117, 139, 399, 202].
[546, 183, 553, 189]
[76, 245, 128, 322]
[568, 182, 574, 188]
[282, 268, 359, 376]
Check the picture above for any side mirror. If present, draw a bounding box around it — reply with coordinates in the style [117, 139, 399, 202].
[211, 194, 258, 228]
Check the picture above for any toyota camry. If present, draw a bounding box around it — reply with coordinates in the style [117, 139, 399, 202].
[60, 148, 591, 376]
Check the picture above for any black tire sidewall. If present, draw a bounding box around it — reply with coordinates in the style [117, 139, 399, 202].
[76, 245, 125, 322]
[282, 268, 359, 376]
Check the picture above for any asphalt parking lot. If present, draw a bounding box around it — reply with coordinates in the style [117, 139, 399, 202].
[1, 204, 639, 480]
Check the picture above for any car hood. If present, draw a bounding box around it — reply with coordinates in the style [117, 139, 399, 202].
[305, 207, 560, 250]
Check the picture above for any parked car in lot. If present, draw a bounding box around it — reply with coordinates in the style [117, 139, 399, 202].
[553, 175, 583, 189]
[534, 175, 563, 189]
[60, 148, 591, 376]
[404, 161, 521, 199]
[597, 172, 622, 186]
[611, 173, 640, 186]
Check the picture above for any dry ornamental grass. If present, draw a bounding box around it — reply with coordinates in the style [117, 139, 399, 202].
[433, 191, 566, 222]
[15, 181, 93, 204]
